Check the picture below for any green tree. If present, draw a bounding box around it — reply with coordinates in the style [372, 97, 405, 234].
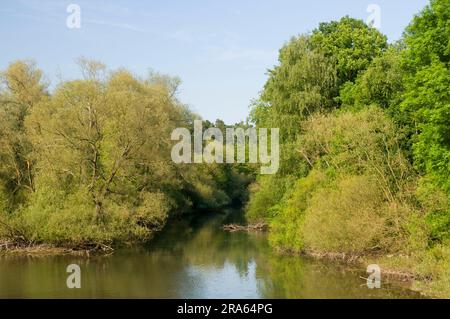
[339, 46, 405, 110]
[250, 36, 337, 143]
[0, 60, 47, 210]
[250, 17, 388, 145]
[401, 0, 450, 196]
[311, 16, 388, 85]
[1, 60, 193, 245]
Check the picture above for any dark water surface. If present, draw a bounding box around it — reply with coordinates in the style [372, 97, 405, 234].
[0, 211, 423, 298]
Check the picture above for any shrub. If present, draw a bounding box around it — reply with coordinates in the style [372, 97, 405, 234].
[302, 175, 386, 254]
[0, 185, 171, 247]
[416, 178, 450, 244]
[245, 175, 294, 222]
[254, 107, 418, 255]
[269, 170, 325, 252]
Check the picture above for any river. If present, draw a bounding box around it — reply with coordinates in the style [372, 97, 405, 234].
[0, 210, 423, 298]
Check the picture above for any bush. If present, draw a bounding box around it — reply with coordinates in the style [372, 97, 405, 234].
[416, 178, 450, 244]
[303, 175, 386, 254]
[0, 185, 171, 247]
[245, 175, 294, 222]
[250, 107, 418, 256]
[269, 170, 325, 252]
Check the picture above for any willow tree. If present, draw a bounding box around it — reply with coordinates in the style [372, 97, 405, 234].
[250, 36, 337, 144]
[247, 17, 392, 227]
[20, 60, 185, 244]
[0, 60, 47, 211]
[250, 17, 388, 144]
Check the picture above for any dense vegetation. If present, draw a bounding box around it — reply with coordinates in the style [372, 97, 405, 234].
[0, 58, 252, 248]
[246, 0, 449, 296]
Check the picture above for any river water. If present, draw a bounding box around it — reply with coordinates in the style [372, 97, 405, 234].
[0, 210, 422, 298]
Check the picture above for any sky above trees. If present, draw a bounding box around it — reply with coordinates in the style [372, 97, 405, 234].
[0, 0, 428, 123]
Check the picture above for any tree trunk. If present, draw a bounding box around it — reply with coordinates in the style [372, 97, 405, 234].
[93, 200, 104, 223]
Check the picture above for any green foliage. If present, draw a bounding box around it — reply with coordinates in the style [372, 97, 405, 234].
[298, 107, 412, 196]
[400, 0, 450, 197]
[247, 2, 450, 296]
[416, 178, 450, 244]
[414, 244, 450, 298]
[0, 60, 47, 210]
[7, 187, 155, 246]
[245, 175, 294, 222]
[0, 60, 248, 247]
[268, 170, 325, 253]
[402, 0, 450, 70]
[401, 60, 450, 195]
[249, 17, 388, 145]
[265, 108, 415, 254]
[311, 16, 388, 85]
[303, 175, 386, 254]
[251, 36, 337, 142]
[1, 0, 449, 297]
[339, 46, 405, 110]
[247, 16, 412, 255]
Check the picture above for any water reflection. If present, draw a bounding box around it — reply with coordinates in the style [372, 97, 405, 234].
[0, 211, 423, 298]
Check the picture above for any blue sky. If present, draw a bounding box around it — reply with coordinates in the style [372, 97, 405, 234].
[0, 0, 429, 124]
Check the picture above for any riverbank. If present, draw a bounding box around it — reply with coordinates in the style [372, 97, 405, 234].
[1, 220, 434, 299]
[0, 240, 114, 256]
[294, 248, 438, 298]
[0, 211, 423, 298]
[0, 209, 223, 257]
[221, 222, 435, 298]
[302, 249, 417, 281]
[301, 243, 450, 299]
[273, 248, 433, 297]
